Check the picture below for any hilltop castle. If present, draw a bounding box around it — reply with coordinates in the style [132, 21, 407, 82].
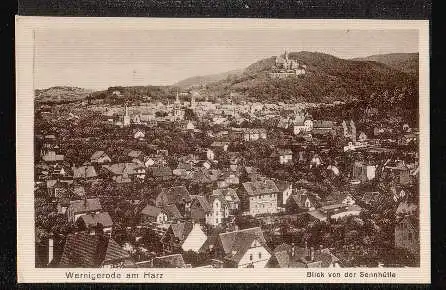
[270, 50, 306, 79]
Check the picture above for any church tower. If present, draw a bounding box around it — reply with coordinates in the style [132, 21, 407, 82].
[123, 104, 131, 126]
[175, 91, 180, 105]
[190, 93, 196, 109]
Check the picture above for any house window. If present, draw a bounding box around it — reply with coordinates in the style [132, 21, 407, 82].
[258, 252, 262, 259]
[250, 254, 253, 261]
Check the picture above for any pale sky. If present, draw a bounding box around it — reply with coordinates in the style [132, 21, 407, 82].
[34, 29, 418, 90]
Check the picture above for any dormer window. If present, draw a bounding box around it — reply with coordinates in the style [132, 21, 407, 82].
[249, 254, 253, 261]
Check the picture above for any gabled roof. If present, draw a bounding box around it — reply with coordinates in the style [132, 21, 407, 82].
[78, 212, 113, 228]
[128, 150, 144, 159]
[133, 128, 145, 134]
[290, 193, 313, 208]
[218, 227, 266, 256]
[153, 254, 186, 268]
[190, 195, 212, 213]
[192, 168, 220, 183]
[213, 188, 240, 204]
[157, 186, 191, 206]
[103, 238, 131, 264]
[164, 204, 183, 219]
[72, 165, 97, 179]
[275, 180, 291, 192]
[150, 166, 172, 178]
[46, 179, 66, 189]
[224, 232, 259, 263]
[59, 232, 129, 267]
[91, 150, 109, 162]
[169, 221, 194, 241]
[198, 235, 219, 253]
[102, 163, 144, 176]
[208, 193, 228, 208]
[271, 250, 291, 268]
[69, 198, 102, 214]
[242, 180, 279, 196]
[140, 205, 164, 217]
[270, 243, 338, 268]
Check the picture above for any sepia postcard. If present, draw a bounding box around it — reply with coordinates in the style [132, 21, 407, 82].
[16, 17, 430, 283]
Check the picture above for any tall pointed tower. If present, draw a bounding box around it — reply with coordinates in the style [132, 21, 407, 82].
[190, 93, 196, 109]
[123, 104, 131, 126]
[175, 91, 180, 105]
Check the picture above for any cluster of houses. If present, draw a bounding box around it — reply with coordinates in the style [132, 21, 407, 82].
[35, 90, 421, 269]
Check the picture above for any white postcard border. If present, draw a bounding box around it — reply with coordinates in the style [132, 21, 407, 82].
[16, 17, 430, 284]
